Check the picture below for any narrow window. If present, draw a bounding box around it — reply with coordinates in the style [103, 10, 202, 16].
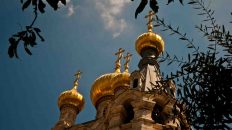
[133, 79, 138, 88]
[124, 104, 134, 123]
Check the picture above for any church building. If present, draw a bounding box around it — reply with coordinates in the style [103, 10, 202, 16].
[52, 11, 190, 130]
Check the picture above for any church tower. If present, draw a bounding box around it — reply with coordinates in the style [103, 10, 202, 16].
[53, 11, 189, 130]
[52, 71, 84, 130]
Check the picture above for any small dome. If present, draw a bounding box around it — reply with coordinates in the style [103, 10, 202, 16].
[90, 72, 120, 107]
[58, 87, 84, 112]
[111, 72, 130, 93]
[135, 32, 164, 56]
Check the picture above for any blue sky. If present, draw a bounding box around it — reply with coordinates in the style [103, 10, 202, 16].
[0, 0, 231, 129]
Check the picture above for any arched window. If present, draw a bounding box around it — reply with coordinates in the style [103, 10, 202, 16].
[123, 104, 134, 123]
[151, 104, 164, 124]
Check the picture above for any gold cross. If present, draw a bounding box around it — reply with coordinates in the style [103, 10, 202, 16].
[124, 52, 132, 73]
[115, 48, 125, 73]
[73, 70, 82, 89]
[145, 10, 155, 32]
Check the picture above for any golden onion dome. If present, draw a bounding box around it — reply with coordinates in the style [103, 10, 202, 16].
[58, 87, 84, 112]
[135, 10, 164, 56]
[58, 71, 84, 112]
[90, 72, 120, 107]
[90, 48, 126, 107]
[111, 72, 130, 93]
[135, 32, 164, 56]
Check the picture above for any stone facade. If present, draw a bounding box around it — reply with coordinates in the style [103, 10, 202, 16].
[65, 88, 182, 130]
[52, 51, 190, 130]
[52, 73, 189, 130]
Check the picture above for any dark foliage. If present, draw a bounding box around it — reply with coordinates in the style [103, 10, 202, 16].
[8, 26, 44, 58]
[177, 52, 232, 129]
[189, 0, 232, 54]
[133, 0, 158, 18]
[135, 0, 148, 19]
[133, 0, 183, 18]
[133, 0, 232, 129]
[8, 0, 67, 58]
[21, 0, 66, 12]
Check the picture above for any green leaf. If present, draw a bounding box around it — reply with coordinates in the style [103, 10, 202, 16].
[34, 28, 41, 32]
[38, 0, 46, 13]
[22, 0, 31, 10]
[167, 0, 174, 5]
[167, 60, 173, 65]
[34, 28, 45, 41]
[188, 1, 196, 4]
[158, 59, 166, 63]
[153, 24, 160, 27]
[32, 0, 37, 6]
[179, 0, 183, 5]
[9, 37, 16, 45]
[25, 47, 32, 55]
[30, 31, 36, 42]
[179, 37, 187, 40]
[197, 13, 206, 15]
[207, 46, 215, 50]
[8, 45, 14, 58]
[188, 54, 191, 62]
[150, 0, 159, 13]
[46, 0, 59, 10]
[135, 0, 148, 18]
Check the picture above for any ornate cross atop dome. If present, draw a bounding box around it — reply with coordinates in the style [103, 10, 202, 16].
[124, 52, 132, 73]
[145, 10, 155, 32]
[115, 48, 125, 73]
[73, 70, 82, 89]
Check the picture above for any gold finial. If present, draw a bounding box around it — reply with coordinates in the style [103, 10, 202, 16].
[124, 52, 132, 73]
[73, 70, 82, 90]
[145, 10, 155, 32]
[115, 48, 125, 73]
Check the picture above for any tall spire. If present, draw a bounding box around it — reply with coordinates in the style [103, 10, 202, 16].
[145, 10, 155, 32]
[124, 52, 132, 73]
[73, 70, 82, 90]
[114, 48, 125, 73]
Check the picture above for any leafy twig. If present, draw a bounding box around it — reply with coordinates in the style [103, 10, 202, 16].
[154, 15, 199, 53]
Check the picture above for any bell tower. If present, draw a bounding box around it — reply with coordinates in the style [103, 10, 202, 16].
[128, 10, 189, 129]
[131, 11, 164, 91]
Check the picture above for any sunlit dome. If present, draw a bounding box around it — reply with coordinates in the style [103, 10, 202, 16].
[58, 88, 84, 112]
[111, 72, 130, 93]
[90, 72, 120, 107]
[57, 71, 85, 112]
[135, 11, 164, 57]
[135, 32, 164, 56]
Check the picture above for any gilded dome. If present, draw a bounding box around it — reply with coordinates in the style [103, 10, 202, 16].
[135, 32, 164, 56]
[90, 72, 119, 107]
[111, 72, 130, 92]
[58, 87, 84, 112]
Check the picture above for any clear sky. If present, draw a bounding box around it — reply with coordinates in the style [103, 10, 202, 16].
[0, 0, 231, 130]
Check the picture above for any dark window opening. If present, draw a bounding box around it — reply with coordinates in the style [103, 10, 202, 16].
[133, 79, 138, 88]
[123, 104, 134, 124]
[141, 47, 158, 58]
[151, 104, 164, 124]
